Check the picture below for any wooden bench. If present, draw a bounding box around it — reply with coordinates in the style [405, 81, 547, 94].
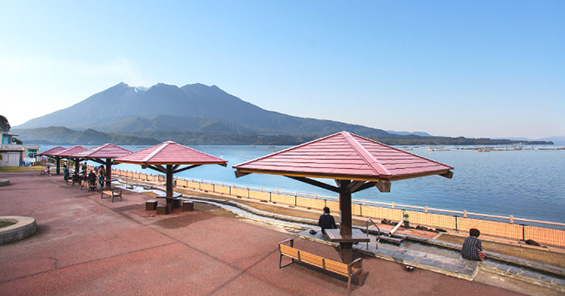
[101, 189, 122, 202]
[278, 238, 363, 295]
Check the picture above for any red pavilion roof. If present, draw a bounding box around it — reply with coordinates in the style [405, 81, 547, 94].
[38, 146, 66, 157]
[114, 141, 227, 166]
[234, 131, 453, 182]
[53, 145, 88, 158]
[72, 143, 132, 159]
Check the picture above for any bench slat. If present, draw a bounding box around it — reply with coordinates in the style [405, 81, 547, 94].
[298, 251, 325, 269]
[278, 238, 362, 296]
[324, 259, 349, 277]
[280, 244, 299, 259]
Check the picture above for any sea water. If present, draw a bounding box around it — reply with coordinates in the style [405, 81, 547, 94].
[39, 145, 565, 224]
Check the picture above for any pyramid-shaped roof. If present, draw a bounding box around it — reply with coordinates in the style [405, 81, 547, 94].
[234, 131, 453, 182]
[115, 141, 227, 166]
[38, 146, 66, 157]
[73, 143, 132, 159]
[53, 145, 88, 158]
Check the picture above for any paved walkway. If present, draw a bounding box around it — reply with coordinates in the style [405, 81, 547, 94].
[0, 171, 548, 295]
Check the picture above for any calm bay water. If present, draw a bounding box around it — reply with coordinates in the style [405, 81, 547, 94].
[41, 145, 565, 224]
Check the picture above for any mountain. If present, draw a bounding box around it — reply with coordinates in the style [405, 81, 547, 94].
[539, 136, 565, 146]
[387, 130, 432, 137]
[11, 126, 159, 145]
[17, 82, 392, 137]
[15, 82, 555, 146]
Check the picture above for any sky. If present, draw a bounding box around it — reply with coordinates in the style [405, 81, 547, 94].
[1, 1, 563, 139]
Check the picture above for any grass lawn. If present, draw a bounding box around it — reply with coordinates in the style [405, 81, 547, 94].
[0, 166, 44, 172]
[0, 221, 15, 228]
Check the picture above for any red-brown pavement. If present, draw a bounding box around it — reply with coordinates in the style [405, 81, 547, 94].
[0, 171, 523, 296]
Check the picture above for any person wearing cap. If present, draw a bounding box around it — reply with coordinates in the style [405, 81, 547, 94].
[318, 207, 337, 235]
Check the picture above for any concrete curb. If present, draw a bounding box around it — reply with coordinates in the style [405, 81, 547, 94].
[0, 216, 37, 245]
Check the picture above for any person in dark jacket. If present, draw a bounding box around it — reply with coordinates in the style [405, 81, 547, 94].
[88, 170, 97, 187]
[461, 228, 483, 260]
[318, 207, 337, 235]
[63, 165, 69, 182]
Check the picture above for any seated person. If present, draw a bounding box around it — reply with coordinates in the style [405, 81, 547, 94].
[44, 166, 50, 175]
[318, 207, 337, 235]
[461, 228, 483, 261]
[88, 170, 97, 188]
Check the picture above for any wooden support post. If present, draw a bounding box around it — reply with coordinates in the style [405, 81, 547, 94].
[166, 165, 174, 212]
[339, 180, 353, 264]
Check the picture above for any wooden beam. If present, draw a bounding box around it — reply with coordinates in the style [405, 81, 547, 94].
[90, 159, 106, 165]
[349, 181, 377, 193]
[286, 176, 339, 193]
[376, 179, 391, 192]
[440, 170, 454, 179]
[146, 164, 167, 174]
[234, 170, 250, 178]
[173, 164, 201, 174]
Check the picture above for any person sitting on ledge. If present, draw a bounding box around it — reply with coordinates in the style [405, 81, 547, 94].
[318, 207, 337, 235]
[461, 228, 484, 261]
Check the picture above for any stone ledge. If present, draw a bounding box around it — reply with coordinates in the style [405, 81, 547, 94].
[0, 216, 37, 245]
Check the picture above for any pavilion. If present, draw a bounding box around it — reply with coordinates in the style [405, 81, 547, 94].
[115, 141, 227, 212]
[52, 145, 88, 175]
[72, 143, 132, 189]
[37, 146, 66, 175]
[234, 131, 453, 263]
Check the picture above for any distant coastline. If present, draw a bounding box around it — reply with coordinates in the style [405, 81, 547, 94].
[12, 126, 554, 146]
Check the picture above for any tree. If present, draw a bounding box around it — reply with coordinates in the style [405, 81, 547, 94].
[0, 115, 10, 132]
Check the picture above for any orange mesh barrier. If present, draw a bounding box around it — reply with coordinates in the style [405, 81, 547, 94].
[352, 204, 362, 216]
[231, 187, 248, 198]
[271, 193, 295, 206]
[405, 210, 457, 229]
[458, 218, 523, 241]
[111, 172, 565, 248]
[200, 183, 214, 192]
[214, 185, 231, 195]
[525, 225, 565, 247]
[176, 179, 188, 188]
[184, 181, 198, 189]
[325, 201, 340, 214]
[249, 190, 270, 201]
[296, 197, 326, 210]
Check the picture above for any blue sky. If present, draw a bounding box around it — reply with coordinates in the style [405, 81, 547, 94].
[1, 1, 563, 139]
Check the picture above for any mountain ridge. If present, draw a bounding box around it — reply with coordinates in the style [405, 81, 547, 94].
[14, 82, 555, 146]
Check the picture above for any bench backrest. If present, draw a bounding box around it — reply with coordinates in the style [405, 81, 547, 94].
[279, 243, 350, 277]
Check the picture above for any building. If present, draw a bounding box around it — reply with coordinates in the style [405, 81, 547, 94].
[0, 132, 40, 167]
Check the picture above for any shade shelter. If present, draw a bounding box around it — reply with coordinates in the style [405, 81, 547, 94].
[234, 131, 454, 263]
[38, 146, 66, 175]
[115, 141, 227, 212]
[53, 145, 88, 175]
[72, 143, 133, 189]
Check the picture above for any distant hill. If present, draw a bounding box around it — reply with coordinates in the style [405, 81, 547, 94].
[387, 130, 432, 137]
[11, 126, 159, 145]
[15, 82, 555, 146]
[539, 136, 565, 146]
